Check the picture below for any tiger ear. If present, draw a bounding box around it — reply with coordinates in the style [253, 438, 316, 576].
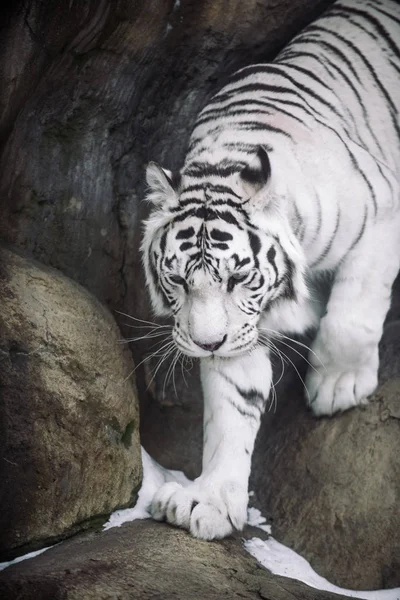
[145, 162, 181, 208]
[238, 146, 271, 199]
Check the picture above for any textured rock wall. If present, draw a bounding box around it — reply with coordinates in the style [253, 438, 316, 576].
[0, 0, 334, 313]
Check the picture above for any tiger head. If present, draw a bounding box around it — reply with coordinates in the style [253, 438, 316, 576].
[141, 147, 308, 358]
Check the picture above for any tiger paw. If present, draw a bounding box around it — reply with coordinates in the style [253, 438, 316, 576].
[306, 362, 377, 416]
[150, 479, 248, 540]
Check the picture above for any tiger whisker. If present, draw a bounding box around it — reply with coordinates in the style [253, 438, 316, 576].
[146, 340, 176, 359]
[179, 354, 192, 387]
[167, 349, 182, 399]
[122, 322, 172, 330]
[162, 349, 178, 397]
[259, 332, 320, 376]
[147, 339, 177, 373]
[258, 326, 326, 371]
[119, 330, 171, 344]
[146, 342, 177, 391]
[269, 338, 312, 405]
[259, 336, 289, 369]
[259, 336, 309, 407]
[257, 339, 287, 413]
[115, 310, 168, 329]
[123, 338, 175, 382]
[271, 342, 287, 388]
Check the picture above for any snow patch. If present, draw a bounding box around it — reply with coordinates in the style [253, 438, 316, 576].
[104, 447, 190, 529]
[246, 506, 272, 534]
[0, 546, 53, 572]
[245, 537, 400, 600]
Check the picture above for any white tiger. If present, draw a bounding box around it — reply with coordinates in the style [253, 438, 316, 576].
[141, 0, 400, 540]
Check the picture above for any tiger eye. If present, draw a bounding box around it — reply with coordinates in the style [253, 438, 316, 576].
[267, 246, 276, 261]
[170, 275, 186, 285]
[231, 272, 248, 281]
[227, 272, 248, 292]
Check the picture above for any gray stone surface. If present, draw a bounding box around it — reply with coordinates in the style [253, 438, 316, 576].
[251, 320, 400, 590]
[0, 247, 142, 559]
[0, 520, 351, 600]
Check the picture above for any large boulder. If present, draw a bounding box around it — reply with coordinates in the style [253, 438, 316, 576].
[0, 519, 351, 600]
[0, 247, 141, 560]
[251, 319, 400, 590]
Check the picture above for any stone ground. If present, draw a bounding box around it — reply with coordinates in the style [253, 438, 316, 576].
[0, 520, 350, 600]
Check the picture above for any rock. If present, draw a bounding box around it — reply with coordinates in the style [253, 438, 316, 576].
[0, 519, 351, 600]
[0, 247, 141, 560]
[251, 318, 400, 590]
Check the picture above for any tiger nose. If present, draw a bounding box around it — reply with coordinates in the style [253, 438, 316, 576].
[193, 335, 227, 353]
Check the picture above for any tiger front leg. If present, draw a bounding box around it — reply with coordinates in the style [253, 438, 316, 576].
[151, 347, 272, 540]
[306, 222, 400, 416]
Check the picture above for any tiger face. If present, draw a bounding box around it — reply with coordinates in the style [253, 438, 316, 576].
[142, 147, 307, 358]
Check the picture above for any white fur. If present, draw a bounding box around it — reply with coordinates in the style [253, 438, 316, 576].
[142, 0, 400, 540]
[151, 349, 272, 540]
